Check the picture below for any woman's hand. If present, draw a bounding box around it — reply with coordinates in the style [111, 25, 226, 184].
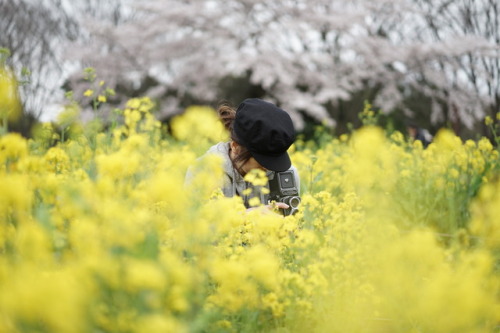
[269, 202, 289, 210]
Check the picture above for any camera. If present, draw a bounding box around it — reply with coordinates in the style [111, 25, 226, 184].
[268, 170, 301, 216]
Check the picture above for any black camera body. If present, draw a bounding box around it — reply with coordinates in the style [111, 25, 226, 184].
[268, 170, 301, 216]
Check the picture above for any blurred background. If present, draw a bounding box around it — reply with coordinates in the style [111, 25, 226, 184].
[1, 0, 499, 140]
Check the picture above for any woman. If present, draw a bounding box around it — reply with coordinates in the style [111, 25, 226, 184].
[187, 98, 300, 211]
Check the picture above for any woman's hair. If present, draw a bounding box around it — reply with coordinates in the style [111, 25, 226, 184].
[217, 101, 253, 170]
[217, 102, 235, 132]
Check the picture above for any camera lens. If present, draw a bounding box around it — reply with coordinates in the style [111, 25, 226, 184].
[289, 196, 301, 208]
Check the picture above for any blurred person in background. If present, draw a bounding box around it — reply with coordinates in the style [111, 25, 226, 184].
[407, 121, 433, 148]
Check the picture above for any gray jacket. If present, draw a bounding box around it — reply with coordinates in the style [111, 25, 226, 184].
[186, 142, 300, 208]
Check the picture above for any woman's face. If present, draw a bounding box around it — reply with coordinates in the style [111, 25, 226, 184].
[230, 141, 267, 176]
[240, 157, 266, 175]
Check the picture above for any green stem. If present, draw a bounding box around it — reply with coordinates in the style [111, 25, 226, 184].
[1, 113, 8, 135]
[309, 164, 314, 195]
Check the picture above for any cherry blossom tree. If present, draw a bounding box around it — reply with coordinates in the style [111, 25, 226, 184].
[28, 0, 500, 136]
[0, 0, 78, 123]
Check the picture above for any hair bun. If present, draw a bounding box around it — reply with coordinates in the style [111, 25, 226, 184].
[217, 103, 236, 131]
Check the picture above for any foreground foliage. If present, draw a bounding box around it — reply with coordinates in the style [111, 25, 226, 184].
[0, 99, 499, 332]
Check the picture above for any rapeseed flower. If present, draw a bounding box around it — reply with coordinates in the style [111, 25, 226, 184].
[0, 266, 89, 333]
[485, 115, 493, 126]
[170, 106, 227, 154]
[0, 95, 498, 332]
[44, 146, 70, 173]
[123, 259, 165, 292]
[0, 174, 32, 215]
[0, 133, 27, 167]
[0, 66, 21, 123]
[133, 314, 186, 333]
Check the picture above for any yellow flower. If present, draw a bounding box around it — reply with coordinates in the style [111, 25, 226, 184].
[56, 103, 80, 127]
[0, 174, 32, 215]
[124, 109, 142, 130]
[390, 131, 404, 144]
[262, 292, 284, 317]
[244, 245, 280, 290]
[242, 188, 252, 196]
[96, 149, 140, 179]
[248, 196, 261, 207]
[449, 168, 459, 179]
[14, 222, 52, 263]
[400, 169, 411, 178]
[484, 116, 493, 125]
[44, 147, 70, 173]
[170, 106, 227, 151]
[214, 320, 232, 329]
[123, 259, 165, 292]
[209, 257, 259, 311]
[0, 66, 22, 121]
[133, 314, 185, 333]
[97, 95, 106, 103]
[126, 98, 141, 109]
[83, 89, 93, 97]
[244, 168, 268, 187]
[433, 129, 462, 150]
[465, 140, 476, 149]
[478, 137, 493, 152]
[0, 133, 27, 162]
[0, 267, 89, 333]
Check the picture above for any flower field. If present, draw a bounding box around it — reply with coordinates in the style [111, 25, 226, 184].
[0, 97, 499, 332]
